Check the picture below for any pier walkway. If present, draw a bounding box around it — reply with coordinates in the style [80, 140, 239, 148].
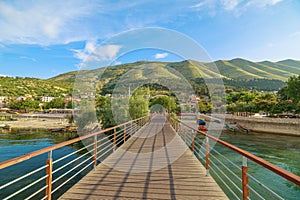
[60, 115, 228, 199]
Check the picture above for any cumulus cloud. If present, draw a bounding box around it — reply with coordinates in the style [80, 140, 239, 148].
[0, 0, 98, 45]
[73, 40, 122, 68]
[154, 52, 168, 59]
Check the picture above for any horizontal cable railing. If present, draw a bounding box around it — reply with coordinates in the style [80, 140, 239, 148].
[168, 115, 300, 200]
[0, 115, 150, 200]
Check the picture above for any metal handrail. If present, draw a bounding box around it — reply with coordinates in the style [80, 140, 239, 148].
[168, 115, 300, 200]
[0, 115, 150, 200]
[0, 115, 148, 169]
[171, 117, 300, 186]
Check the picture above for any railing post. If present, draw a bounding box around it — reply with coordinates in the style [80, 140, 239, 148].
[46, 150, 53, 200]
[131, 121, 133, 136]
[113, 128, 116, 151]
[242, 156, 250, 200]
[93, 135, 97, 169]
[206, 137, 210, 176]
[124, 124, 126, 142]
[184, 129, 187, 143]
[191, 131, 195, 153]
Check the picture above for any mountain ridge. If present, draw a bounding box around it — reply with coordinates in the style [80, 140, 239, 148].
[49, 58, 300, 83]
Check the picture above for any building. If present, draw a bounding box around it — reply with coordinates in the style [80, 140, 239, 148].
[41, 96, 56, 102]
[16, 95, 32, 101]
[0, 96, 7, 101]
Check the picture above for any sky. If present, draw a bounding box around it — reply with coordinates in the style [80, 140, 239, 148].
[0, 0, 300, 78]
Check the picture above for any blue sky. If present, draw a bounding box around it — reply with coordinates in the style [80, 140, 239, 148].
[0, 0, 300, 78]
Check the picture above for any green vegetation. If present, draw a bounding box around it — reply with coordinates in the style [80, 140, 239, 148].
[0, 76, 72, 97]
[9, 98, 39, 111]
[44, 98, 72, 109]
[1, 59, 299, 117]
[226, 74, 300, 115]
[129, 87, 150, 119]
[50, 59, 300, 93]
[95, 87, 150, 129]
[149, 95, 177, 113]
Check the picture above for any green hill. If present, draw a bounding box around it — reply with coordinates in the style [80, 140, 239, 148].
[0, 76, 73, 97]
[48, 58, 300, 92]
[1, 58, 299, 98]
[50, 58, 300, 82]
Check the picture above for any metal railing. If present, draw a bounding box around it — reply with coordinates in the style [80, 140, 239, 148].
[0, 115, 150, 200]
[168, 116, 300, 200]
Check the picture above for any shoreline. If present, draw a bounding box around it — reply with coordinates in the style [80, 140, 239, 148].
[1, 114, 299, 136]
[199, 114, 300, 136]
[0, 117, 71, 133]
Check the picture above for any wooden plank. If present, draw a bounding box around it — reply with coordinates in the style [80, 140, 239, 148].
[60, 115, 228, 200]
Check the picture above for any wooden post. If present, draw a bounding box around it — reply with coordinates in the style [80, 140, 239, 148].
[113, 128, 116, 151]
[124, 124, 126, 142]
[242, 156, 250, 200]
[46, 151, 53, 200]
[206, 137, 210, 176]
[93, 135, 97, 169]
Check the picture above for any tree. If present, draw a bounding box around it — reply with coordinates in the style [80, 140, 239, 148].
[149, 95, 177, 112]
[254, 93, 277, 113]
[285, 75, 300, 103]
[129, 87, 150, 119]
[9, 98, 39, 111]
[95, 96, 116, 129]
[45, 98, 66, 109]
[240, 92, 258, 104]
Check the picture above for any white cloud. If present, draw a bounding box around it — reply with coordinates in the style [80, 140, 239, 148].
[74, 40, 122, 68]
[20, 56, 37, 62]
[221, 0, 242, 10]
[190, 0, 211, 9]
[0, 74, 11, 77]
[191, 0, 284, 13]
[114, 61, 122, 65]
[290, 32, 300, 38]
[154, 52, 169, 59]
[0, 0, 98, 45]
[246, 0, 283, 7]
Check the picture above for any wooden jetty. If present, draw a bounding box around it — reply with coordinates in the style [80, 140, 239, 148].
[60, 116, 228, 199]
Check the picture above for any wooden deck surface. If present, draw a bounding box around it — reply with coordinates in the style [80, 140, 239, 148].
[60, 115, 228, 200]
